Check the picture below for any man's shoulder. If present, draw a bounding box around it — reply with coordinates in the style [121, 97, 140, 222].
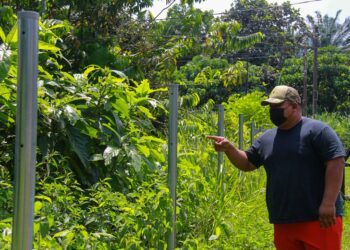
[259, 127, 277, 140]
[301, 117, 340, 141]
[301, 117, 328, 130]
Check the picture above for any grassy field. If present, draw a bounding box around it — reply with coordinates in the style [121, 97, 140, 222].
[344, 167, 350, 250]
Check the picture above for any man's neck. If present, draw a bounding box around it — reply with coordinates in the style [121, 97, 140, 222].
[279, 114, 302, 130]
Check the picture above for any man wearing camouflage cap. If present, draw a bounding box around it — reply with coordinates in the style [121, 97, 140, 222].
[208, 85, 345, 249]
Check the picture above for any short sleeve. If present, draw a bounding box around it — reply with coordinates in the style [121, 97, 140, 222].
[312, 126, 345, 162]
[245, 137, 263, 168]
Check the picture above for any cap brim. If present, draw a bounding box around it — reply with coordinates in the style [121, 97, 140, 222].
[261, 98, 284, 106]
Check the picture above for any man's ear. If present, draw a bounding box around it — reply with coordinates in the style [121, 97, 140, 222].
[292, 102, 298, 110]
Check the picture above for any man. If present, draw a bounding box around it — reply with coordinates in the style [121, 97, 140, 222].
[208, 85, 345, 250]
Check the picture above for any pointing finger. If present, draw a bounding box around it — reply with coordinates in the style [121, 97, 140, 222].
[207, 135, 223, 142]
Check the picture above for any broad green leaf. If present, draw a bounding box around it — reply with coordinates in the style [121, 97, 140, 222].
[208, 235, 218, 241]
[54, 229, 71, 238]
[136, 144, 150, 157]
[38, 65, 54, 80]
[0, 218, 12, 223]
[47, 215, 55, 228]
[83, 65, 101, 77]
[148, 99, 159, 108]
[34, 201, 43, 215]
[130, 149, 141, 172]
[5, 22, 17, 44]
[63, 85, 77, 94]
[0, 44, 12, 81]
[67, 125, 90, 168]
[111, 69, 127, 79]
[112, 98, 130, 118]
[112, 112, 125, 131]
[0, 85, 11, 101]
[90, 154, 104, 161]
[35, 195, 52, 203]
[92, 232, 115, 239]
[215, 226, 221, 237]
[80, 230, 89, 240]
[40, 221, 50, 238]
[133, 96, 152, 105]
[33, 222, 40, 235]
[61, 71, 76, 82]
[81, 125, 98, 139]
[38, 41, 60, 52]
[0, 27, 5, 42]
[98, 201, 106, 207]
[150, 149, 165, 162]
[102, 122, 121, 142]
[48, 23, 66, 30]
[64, 105, 80, 125]
[134, 79, 151, 95]
[140, 136, 166, 144]
[137, 106, 155, 119]
[103, 146, 120, 165]
[0, 112, 14, 125]
[66, 232, 75, 245]
[120, 206, 135, 215]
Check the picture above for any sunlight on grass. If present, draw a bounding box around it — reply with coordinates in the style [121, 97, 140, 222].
[344, 167, 350, 250]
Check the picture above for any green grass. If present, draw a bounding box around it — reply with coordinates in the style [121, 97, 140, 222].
[344, 167, 350, 250]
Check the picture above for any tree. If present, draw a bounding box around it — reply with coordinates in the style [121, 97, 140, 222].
[149, 4, 263, 85]
[280, 46, 350, 113]
[307, 10, 350, 51]
[170, 55, 278, 106]
[223, 0, 306, 68]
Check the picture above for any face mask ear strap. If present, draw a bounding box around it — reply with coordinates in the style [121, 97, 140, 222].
[290, 102, 299, 110]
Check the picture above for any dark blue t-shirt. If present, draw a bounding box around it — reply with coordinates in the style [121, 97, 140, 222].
[246, 117, 345, 224]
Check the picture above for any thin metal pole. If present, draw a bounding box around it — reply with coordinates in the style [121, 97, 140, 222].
[238, 114, 244, 150]
[217, 105, 225, 196]
[312, 27, 319, 116]
[217, 105, 224, 180]
[302, 45, 308, 116]
[238, 114, 244, 177]
[168, 84, 178, 250]
[250, 122, 255, 146]
[12, 11, 39, 250]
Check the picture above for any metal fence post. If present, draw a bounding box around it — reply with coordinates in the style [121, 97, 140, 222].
[168, 84, 178, 250]
[217, 105, 224, 179]
[12, 11, 39, 250]
[238, 114, 244, 150]
[217, 105, 225, 195]
[250, 122, 255, 146]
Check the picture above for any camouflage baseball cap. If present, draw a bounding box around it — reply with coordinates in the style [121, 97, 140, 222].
[261, 85, 301, 106]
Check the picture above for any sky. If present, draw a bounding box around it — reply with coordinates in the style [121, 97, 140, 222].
[149, 0, 350, 22]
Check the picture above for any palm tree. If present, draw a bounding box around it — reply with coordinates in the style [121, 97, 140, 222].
[307, 10, 350, 51]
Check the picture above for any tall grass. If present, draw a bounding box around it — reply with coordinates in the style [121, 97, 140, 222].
[177, 108, 273, 248]
[176, 108, 350, 248]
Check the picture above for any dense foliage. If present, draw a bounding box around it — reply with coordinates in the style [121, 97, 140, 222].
[1, 0, 350, 248]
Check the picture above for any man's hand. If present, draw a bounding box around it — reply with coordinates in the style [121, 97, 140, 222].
[319, 203, 336, 228]
[319, 157, 344, 228]
[207, 136, 234, 152]
[207, 135, 256, 172]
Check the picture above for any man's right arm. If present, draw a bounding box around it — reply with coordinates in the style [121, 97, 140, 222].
[207, 135, 257, 172]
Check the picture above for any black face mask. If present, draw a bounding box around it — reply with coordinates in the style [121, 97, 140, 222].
[269, 107, 286, 126]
